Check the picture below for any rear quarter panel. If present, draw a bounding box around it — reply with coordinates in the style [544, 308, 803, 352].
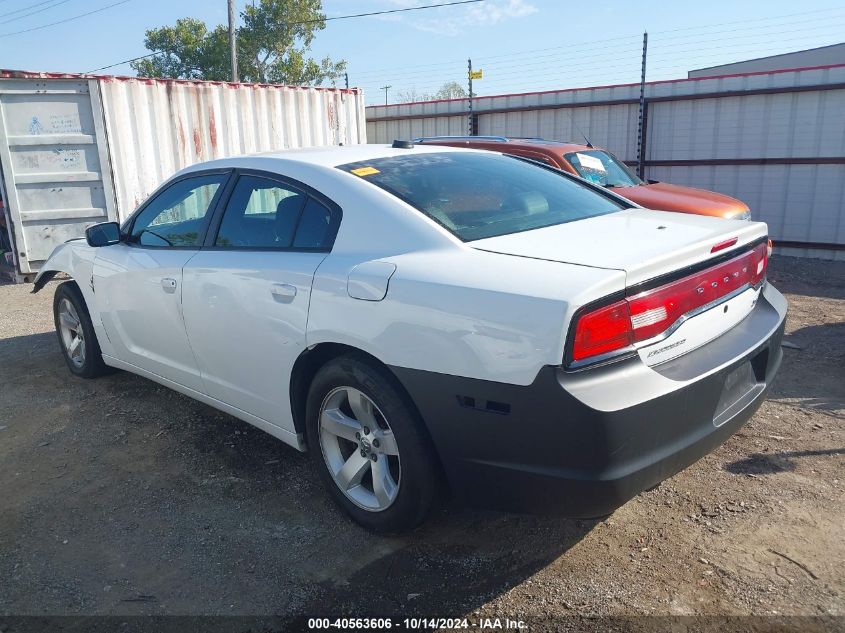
[307, 247, 625, 386]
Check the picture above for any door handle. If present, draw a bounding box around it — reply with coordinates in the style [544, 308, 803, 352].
[161, 277, 178, 293]
[270, 283, 297, 302]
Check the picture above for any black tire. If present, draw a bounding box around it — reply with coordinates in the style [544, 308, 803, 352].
[53, 281, 112, 379]
[305, 354, 439, 533]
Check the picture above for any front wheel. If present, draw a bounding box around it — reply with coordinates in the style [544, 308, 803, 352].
[306, 354, 439, 533]
[53, 281, 111, 378]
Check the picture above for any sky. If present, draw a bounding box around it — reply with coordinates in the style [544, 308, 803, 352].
[1, 0, 844, 105]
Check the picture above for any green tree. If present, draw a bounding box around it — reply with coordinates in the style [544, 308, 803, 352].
[131, 0, 346, 86]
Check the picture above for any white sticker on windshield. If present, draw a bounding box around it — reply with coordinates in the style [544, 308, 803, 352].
[575, 153, 606, 172]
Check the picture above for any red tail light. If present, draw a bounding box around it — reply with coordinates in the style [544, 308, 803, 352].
[570, 242, 768, 364]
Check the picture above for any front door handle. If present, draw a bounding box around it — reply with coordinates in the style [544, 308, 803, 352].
[161, 277, 178, 293]
[271, 283, 297, 302]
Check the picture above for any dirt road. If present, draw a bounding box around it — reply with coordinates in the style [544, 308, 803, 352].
[0, 256, 842, 626]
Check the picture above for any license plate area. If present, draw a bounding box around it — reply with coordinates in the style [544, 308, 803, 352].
[713, 352, 766, 427]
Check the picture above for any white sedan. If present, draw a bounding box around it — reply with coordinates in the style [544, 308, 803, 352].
[34, 143, 787, 533]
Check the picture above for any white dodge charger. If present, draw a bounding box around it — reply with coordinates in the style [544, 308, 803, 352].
[34, 143, 787, 533]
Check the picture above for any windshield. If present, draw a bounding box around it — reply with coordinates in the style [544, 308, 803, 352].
[338, 152, 626, 241]
[563, 150, 643, 188]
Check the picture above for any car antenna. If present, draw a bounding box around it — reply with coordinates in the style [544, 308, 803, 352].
[568, 114, 593, 148]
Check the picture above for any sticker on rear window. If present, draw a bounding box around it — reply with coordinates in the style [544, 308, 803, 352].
[351, 166, 380, 176]
[575, 153, 606, 172]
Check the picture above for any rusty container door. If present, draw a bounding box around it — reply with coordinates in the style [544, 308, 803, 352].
[0, 78, 116, 280]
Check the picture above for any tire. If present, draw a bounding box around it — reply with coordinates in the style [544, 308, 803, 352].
[53, 281, 112, 379]
[305, 354, 439, 533]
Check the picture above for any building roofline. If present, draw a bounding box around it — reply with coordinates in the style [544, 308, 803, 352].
[690, 42, 845, 74]
[367, 62, 845, 109]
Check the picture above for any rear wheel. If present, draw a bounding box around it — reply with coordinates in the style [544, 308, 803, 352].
[53, 281, 111, 378]
[306, 354, 439, 533]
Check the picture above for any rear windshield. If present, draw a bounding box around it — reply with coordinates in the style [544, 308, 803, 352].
[338, 152, 626, 241]
[563, 150, 643, 188]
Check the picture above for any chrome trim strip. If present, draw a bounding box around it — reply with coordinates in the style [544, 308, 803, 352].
[633, 283, 756, 350]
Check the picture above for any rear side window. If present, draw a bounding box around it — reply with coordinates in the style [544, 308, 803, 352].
[292, 198, 333, 248]
[215, 175, 306, 248]
[212, 174, 340, 251]
[338, 152, 625, 241]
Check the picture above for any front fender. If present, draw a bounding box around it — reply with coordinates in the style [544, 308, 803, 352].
[32, 239, 93, 293]
[32, 239, 114, 357]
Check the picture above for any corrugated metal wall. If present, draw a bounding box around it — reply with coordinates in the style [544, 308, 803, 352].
[366, 65, 845, 258]
[100, 78, 366, 220]
[480, 104, 641, 161]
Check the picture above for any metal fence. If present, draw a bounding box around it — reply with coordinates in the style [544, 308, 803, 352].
[366, 64, 845, 260]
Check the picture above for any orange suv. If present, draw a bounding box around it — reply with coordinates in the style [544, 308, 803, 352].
[413, 136, 751, 220]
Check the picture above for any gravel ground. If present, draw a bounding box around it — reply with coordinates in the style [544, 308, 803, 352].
[0, 256, 842, 629]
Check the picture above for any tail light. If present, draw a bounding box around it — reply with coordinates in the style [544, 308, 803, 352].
[570, 242, 768, 364]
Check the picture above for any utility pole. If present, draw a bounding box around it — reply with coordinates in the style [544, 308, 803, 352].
[380, 85, 391, 105]
[228, 0, 238, 82]
[467, 58, 473, 136]
[636, 31, 648, 179]
[344, 72, 349, 90]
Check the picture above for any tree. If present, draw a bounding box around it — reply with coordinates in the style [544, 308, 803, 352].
[434, 81, 467, 100]
[395, 88, 432, 103]
[131, 0, 346, 86]
[394, 82, 467, 104]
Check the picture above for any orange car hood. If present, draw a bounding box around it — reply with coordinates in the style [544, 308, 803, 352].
[618, 181, 749, 217]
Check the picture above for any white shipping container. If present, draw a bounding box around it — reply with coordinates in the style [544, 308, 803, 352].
[0, 71, 366, 281]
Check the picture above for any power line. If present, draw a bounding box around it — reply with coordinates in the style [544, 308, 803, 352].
[322, 0, 486, 24]
[353, 6, 845, 81]
[360, 14, 845, 100]
[0, 0, 130, 38]
[0, 0, 69, 18]
[374, 18, 845, 89]
[356, 4, 845, 77]
[87, 0, 489, 73]
[650, 4, 845, 37]
[2, 0, 74, 24]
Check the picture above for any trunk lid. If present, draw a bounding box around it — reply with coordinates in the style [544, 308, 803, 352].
[469, 208, 767, 287]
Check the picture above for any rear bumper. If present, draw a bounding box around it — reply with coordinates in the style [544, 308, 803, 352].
[391, 282, 787, 517]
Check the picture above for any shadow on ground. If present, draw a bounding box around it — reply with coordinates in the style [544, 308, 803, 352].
[0, 329, 595, 616]
[770, 321, 845, 417]
[724, 447, 845, 476]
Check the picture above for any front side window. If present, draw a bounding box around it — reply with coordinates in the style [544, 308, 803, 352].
[215, 175, 306, 248]
[563, 150, 643, 188]
[130, 174, 226, 247]
[338, 152, 626, 241]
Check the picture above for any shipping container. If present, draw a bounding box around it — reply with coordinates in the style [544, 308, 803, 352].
[0, 71, 366, 282]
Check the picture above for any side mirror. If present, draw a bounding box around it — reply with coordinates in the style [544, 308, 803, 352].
[85, 222, 121, 247]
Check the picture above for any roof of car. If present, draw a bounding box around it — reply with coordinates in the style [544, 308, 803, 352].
[414, 136, 592, 154]
[248, 143, 473, 167]
[173, 143, 486, 180]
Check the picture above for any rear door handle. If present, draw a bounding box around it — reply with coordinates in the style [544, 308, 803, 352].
[161, 277, 177, 293]
[271, 283, 297, 302]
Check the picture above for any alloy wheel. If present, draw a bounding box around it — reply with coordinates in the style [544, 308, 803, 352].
[318, 386, 401, 511]
[58, 298, 85, 369]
